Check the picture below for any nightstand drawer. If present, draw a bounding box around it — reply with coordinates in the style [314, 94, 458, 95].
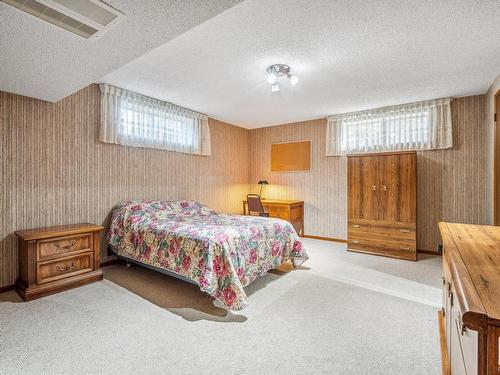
[38, 233, 93, 260]
[38, 252, 94, 284]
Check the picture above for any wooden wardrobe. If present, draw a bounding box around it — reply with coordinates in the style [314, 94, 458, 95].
[347, 151, 417, 261]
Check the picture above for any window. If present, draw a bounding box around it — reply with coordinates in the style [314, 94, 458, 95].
[99, 84, 211, 155]
[326, 98, 452, 156]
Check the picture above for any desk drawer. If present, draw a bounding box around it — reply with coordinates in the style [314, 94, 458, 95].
[38, 252, 94, 284]
[267, 205, 290, 220]
[38, 234, 93, 260]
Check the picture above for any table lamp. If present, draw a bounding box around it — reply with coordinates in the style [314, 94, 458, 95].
[258, 180, 269, 198]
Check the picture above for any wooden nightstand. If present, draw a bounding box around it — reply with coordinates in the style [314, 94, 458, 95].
[15, 223, 104, 301]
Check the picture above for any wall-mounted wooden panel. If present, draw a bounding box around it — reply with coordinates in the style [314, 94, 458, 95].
[271, 140, 311, 171]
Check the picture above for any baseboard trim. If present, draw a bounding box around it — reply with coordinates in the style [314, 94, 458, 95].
[100, 258, 121, 267]
[302, 234, 348, 243]
[0, 284, 15, 293]
[418, 249, 441, 256]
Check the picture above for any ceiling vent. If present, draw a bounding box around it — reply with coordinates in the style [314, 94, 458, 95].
[0, 0, 125, 39]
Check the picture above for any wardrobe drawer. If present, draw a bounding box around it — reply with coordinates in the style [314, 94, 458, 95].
[267, 205, 290, 220]
[348, 238, 417, 260]
[37, 252, 94, 284]
[38, 233, 93, 260]
[348, 221, 415, 241]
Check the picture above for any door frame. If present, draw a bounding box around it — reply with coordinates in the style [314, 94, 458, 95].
[494, 90, 500, 225]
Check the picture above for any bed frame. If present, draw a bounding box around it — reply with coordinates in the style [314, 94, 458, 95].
[109, 247, 198, 286]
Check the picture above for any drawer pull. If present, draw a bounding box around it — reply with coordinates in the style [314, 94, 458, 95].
[382, 185, 387, 191]
[352, 240, 360, 244]
[399, 247, 410, 251]
[56, 262, 75, 272]
[399, 229, 410, 233]
[371, 185, 376, 191]
[352, 224, 360, 228]
[55, 241, 76, 250]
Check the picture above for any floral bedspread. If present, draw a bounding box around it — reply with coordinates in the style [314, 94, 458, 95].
[107, 200, 308, 310]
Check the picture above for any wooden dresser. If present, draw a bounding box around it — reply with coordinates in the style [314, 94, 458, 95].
[243, 199, 304, 236]
[15, 223, 104, 301]
[439, 223, 500, 375]
[347, 152, 417, 260]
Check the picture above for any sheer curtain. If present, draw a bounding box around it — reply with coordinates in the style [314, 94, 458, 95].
[99, 84, 211, 156]
[326, 98, 452, 156]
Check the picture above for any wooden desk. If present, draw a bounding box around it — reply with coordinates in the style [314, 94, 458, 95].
[242, 199, 304, 236]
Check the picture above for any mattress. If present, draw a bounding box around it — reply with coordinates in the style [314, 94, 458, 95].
[107, 200, 308, 310]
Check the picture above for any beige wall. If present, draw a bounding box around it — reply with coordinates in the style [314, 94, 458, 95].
[0, 85, 250, 288]
[0, 84, 492, 288]
[249, 96, 490, 252]
[249, 118, 347, 240]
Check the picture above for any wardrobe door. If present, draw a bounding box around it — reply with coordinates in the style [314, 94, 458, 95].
[348, 156, 379, 220]
[377, 154, 399, 222]
[364, 156, 380, 220]
[348, 156, 363, 219]
[377, 153, 416, 223]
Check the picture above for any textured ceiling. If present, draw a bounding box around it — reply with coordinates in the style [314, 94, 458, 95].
[102, 0, 500, 128]
[0, 0, 242, 102]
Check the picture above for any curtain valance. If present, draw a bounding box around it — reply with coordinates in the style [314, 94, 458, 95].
[99, 84, 211, 155]
[326, 98, 452, 156]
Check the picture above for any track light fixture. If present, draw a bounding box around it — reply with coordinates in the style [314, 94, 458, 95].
[266, 64, 298, 92]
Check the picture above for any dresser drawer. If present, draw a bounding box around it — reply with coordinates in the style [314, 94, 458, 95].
[37, 252, 94, 284]
[267, 205, 290, 220]
[38, 233, 93, 261]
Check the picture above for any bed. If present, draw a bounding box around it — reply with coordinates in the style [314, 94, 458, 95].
[107, 200, 308, 310]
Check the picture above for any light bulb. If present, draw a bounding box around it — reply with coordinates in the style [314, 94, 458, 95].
[289, 75, 298, 85]
[267, 73, 277, 84]
[271, 83, 280, 92]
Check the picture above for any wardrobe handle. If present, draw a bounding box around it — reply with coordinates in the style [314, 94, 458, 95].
[371, 185, 376, 191]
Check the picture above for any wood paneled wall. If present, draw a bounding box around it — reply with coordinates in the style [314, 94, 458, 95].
[0, 86, 490, 288]
[249, 96, 490, 252]
[249, 118, 348, 240]
[0, 85, 250, 288]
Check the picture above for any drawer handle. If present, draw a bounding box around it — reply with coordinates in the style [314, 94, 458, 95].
[382, 185, 387, 191]
[352, 240, 360, 244]
[399, 229, 410, 233]
[352, 224, 360, 228]
[56, 262, 75, 272]
[371, 185, 376, 191]
[55, 241, 76, 250]
[399, 247, 410, 251]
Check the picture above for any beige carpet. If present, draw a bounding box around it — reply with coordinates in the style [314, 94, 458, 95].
[0, 239, 440, 374]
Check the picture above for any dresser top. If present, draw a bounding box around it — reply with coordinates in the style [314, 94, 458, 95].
[15, 223, 104, 241]
[439, 222, 500, 327]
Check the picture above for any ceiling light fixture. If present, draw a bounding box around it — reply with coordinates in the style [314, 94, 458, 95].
[266, 64, 298, 92]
